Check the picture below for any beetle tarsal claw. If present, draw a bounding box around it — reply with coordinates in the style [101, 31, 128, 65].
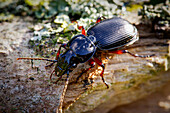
[101, 76, 109, 89]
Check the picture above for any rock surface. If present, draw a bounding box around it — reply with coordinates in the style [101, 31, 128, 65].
[0, 18, 169, 113]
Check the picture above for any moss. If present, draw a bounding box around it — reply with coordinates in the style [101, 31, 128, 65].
[126, 4, 143, 12]
[0, 13, 14, 22]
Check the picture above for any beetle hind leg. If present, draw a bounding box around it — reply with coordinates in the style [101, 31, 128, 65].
[109, 50, 155, 58]
[123, 50, 155, 58]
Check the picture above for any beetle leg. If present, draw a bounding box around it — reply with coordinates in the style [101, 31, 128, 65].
[77, 25, 86, 36]
[109, 50, 124, 54]
[122, 50, 155, 58]
[45, 43, 66, 68]
[55, 43, 67, 60]
[109, 50, 155, 58]
[96, 16, 106, 23]
[45, 62, 55, 69]
[49, 69, 59, 82]
[50, 69, 55, 80]
[50, 67, 64, 83]
[53, 69, 68, 84]
[73, 21, 86, 36]
[76, 59, 95, 82]
[45, 43, 67, 80]
[53, 74, 63, 84]
[45, 43, 66, 69]
[93, 57, 109, 89]
[53, 65, 69, 84]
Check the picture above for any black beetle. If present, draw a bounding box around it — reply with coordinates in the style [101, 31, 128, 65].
[17, 16, 154, 88]
[17, 16, 154, 111]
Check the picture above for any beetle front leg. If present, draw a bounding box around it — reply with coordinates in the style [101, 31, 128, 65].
[55, 43, 67, 60]
[45, 62, 55, 69]
[53, 69, 68, 84]
[49, 69, 63, 83]
[50, 69, 55, 80]
[45, 43, 67, 68]
[93, 57, 109, 89]
[53, 74, 64, 84]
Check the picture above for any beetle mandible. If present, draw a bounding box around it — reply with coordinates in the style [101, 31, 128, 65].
[17, 16, 154, 111]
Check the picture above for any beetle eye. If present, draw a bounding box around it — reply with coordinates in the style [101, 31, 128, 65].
[72, 63, 77, 68]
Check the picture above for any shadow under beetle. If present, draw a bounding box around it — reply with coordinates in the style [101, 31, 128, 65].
[17, 16, 154, 112]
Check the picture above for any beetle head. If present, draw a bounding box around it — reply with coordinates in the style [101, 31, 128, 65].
[55, 34, 96, 77]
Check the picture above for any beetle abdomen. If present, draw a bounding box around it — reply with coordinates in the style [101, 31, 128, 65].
[87, 17, 139, 50]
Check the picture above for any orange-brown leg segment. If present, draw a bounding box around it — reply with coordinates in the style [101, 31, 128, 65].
[77, 25, 86, 36]
[93, 57, 109, 89]
[55, 43, 67, 60]
[72, 21, 86, 36]
[96, 16, 106, 23]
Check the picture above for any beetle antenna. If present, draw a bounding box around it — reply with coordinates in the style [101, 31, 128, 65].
[57, 70, 70, 113]
[17, 58, 58, 62]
